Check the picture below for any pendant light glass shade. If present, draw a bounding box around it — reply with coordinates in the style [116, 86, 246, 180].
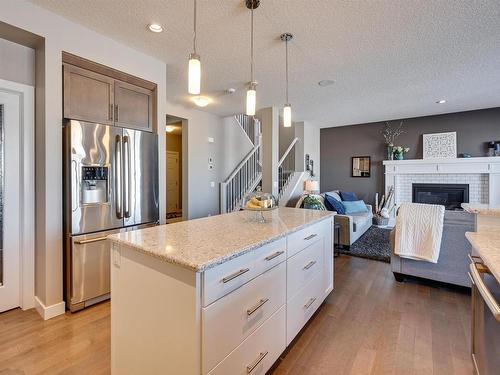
[188, 53, 201, 95]
[283, 104, 292, 127]
[246, 83, 257, 116]
[188, 0, 201, 95]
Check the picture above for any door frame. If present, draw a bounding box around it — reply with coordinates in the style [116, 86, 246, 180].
[166, 150, 180, 213]
[0, 78, 35, 310]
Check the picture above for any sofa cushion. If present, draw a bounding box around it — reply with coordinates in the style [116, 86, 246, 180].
[343, 200, 369, 214]
[324, 191, 342, 202]
[340, 191, 358, 201]
[324, 195, 345, 214]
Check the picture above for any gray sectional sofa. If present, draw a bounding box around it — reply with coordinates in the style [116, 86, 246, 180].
[390, 210, 474, 287]
[321, 190, 373, 247]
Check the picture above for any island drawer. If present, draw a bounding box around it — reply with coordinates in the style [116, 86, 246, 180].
[286, 238, 324, 300]
[202, 261, 286, 373]
[253, 237, 287, 275]
[207, 305, 286, 375]
[286, 271, 324, 345]
[202, 237, 286, 307]
[287, 218, 331, 258]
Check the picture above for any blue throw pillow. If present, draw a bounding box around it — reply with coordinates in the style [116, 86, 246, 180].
[340, 191, 358, 201]
[343, 200, 368, 214]
[324, 195, 346, 214]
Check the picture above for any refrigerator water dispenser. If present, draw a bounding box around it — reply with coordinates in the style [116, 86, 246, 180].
[81, 166, 108, 204]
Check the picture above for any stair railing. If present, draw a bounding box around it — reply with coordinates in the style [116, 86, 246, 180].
[235, 114, 261, 146]
[278, 137, 299, 197]
[220, 144, 262, 213]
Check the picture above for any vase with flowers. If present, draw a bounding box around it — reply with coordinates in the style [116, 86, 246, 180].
[393, 146, 410, 160]
[381, 121, 405, 160]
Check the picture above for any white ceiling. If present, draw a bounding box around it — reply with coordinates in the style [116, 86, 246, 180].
[29, 0, 500, 127]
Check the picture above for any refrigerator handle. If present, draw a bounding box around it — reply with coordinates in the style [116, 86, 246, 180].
[123, 135, 131, 218]
[115, 135, 123, 219]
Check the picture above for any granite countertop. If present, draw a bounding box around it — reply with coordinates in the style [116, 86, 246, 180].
[466, 231, 500, 282]
[462, 203, 500, 217]
[108, 207, 334, 272]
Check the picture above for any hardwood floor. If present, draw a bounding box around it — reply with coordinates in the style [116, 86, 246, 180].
[0, 256, 472, 374]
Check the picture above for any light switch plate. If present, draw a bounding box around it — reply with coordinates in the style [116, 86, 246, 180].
[208, 137, 215, 143]
[210, 181, 215, 187]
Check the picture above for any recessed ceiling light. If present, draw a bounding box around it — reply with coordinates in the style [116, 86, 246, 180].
[165, 125, 175, 133]
[436, 99, 447, 104]
[148, 23, 163, 33]
[318, 79, 335, 87]
[192, 96, 210, 107]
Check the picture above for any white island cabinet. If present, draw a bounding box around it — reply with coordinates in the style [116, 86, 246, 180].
[109, 208, 334, 375]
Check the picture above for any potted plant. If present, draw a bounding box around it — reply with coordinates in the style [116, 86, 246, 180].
[381, 121, 404, 160]
[393, 146, 410, 160]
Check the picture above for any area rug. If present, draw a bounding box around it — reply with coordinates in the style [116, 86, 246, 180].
[340, 226, 392, 263]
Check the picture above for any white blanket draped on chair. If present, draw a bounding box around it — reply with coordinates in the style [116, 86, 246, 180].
[394, 202, 445, 263]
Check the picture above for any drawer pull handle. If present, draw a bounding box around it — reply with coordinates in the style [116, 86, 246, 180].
[74, 236, 108, 245]
[247, 298, 269, 316]
[304, 297, 316, 309]
[265, 250, 284, 261]
[246, 351, 269, 374]
[303, 260, 317, 270]
[304, 234, 317, 241]
[222, 268, 250, 284]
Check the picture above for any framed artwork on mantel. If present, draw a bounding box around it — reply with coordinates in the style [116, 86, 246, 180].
[423, 131, 457, 159]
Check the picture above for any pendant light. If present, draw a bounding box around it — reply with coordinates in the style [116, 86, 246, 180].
[246, 0, 260, 116]
[188, 0, 201, 95]
[281, 33, 293, 127]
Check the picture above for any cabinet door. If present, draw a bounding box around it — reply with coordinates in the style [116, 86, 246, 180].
[63, 64, 114, 125]
[114, 81, 153, 131]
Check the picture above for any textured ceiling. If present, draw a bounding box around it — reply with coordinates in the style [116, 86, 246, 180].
[29, 0, 500, 127]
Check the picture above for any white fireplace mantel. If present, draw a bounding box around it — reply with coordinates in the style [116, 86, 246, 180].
[383, 157, 500, 207]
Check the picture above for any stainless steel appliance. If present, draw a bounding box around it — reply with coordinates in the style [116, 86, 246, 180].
[469, 257, 500, 375]
[63, 120, 158, 311]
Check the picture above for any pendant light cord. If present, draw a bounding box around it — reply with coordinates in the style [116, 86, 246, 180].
[193, 0, 197, 54]
[285, 38, 289, 103]
[250, 5, 254, 83]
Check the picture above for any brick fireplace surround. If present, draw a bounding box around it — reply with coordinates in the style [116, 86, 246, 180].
[383, 157, 500, 219]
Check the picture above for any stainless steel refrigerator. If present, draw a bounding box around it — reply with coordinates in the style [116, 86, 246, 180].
[63, 120, 159, 311]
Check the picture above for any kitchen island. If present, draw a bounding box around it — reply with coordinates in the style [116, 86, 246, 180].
[462, 203, 500, 232]
[108, 207, 334, 375]
[465, 231, 500, 374]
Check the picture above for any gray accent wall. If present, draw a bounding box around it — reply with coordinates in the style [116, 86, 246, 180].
[320, 108, 500, 204]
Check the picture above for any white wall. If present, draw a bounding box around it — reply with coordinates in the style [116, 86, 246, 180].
[164, 100, 224, 219]
[221, 116, 253, 179]
[0, 0, 167, 312]
[0, 37, 34, 86]
[294, 121, 320, 180]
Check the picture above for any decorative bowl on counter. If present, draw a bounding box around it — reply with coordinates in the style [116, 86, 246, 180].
[242, 188, 278, 222]
[242, 187, 278, 211]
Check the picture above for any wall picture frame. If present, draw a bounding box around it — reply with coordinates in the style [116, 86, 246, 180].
[423, 131, 457, 159]
[351, 156, 371, 177]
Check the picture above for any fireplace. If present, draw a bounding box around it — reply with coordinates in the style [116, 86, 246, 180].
[412, 183, 469, 210]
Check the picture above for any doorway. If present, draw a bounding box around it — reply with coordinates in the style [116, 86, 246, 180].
[166, 116, 184, 223]
[0, 79, 35, 313]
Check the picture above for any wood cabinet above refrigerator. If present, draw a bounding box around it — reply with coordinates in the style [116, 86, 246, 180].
[62, 53, 156, 132]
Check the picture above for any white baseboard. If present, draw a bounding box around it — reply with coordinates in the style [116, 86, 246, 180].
[34, 296, 65, 320]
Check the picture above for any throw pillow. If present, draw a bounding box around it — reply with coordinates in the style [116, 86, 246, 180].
[324, 194, 346, 214]
[324, 191, 342, 202]
[343, 200, 368, 214]
[340, 191, 358, 201]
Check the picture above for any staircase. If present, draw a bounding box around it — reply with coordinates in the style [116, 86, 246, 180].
[278, 137, 299, 203]
[220, 115, 262, 213]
